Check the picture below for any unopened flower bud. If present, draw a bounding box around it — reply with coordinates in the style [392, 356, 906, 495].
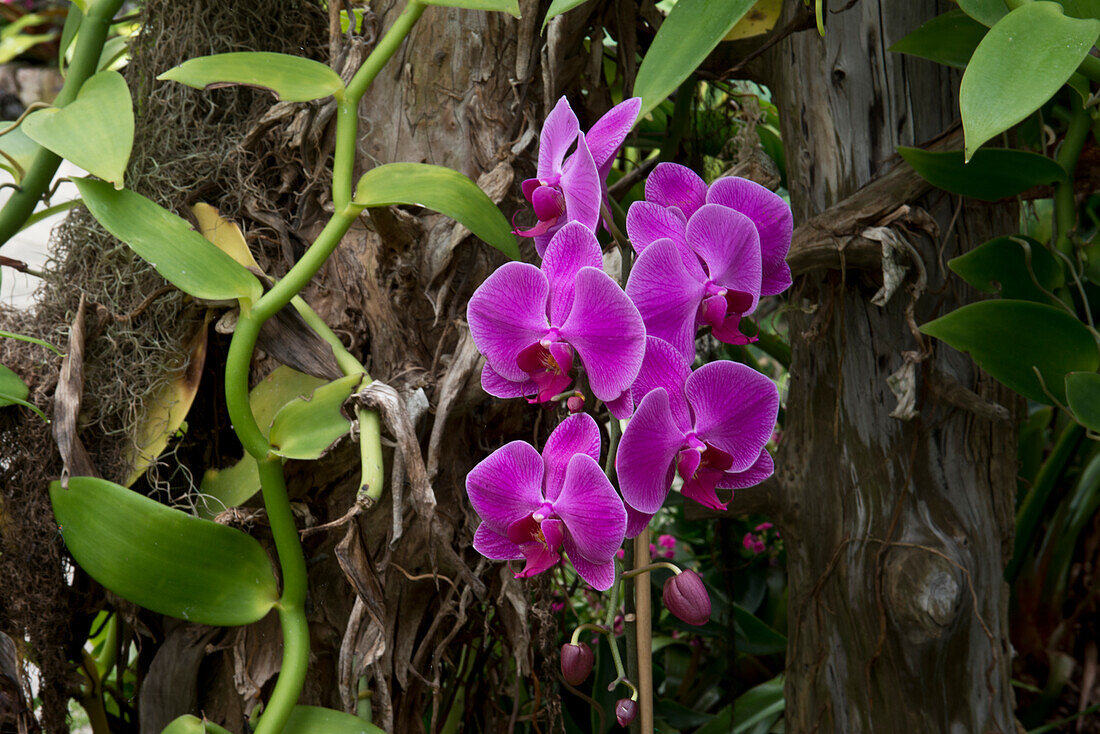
[615, 698, 638, 726]
[560, 643, 594, 686]
[566, 394, 585, 413]
[663, 568, 711, 626]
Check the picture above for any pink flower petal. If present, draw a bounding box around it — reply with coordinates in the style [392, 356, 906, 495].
[539, 96, 579, 179]
[468, 262, 550, 382]
[564, 534, 616, 590]
[473, 523, 523, 560]
[631, 337, 692, 432]
[685, 204, 762, 314]
[646, 163, 706, 219]
[542, 222, 604, 325]
[625, 239, 705, 362]
[625, 201, 690, 257]
[553, 454, 627, 564]
[625, 502, 655, 538]
[480, 361, 537, 399]
[685, 361, 779, 473]
[466, 440, 545, 534]
[542, 412, 602, 502]
[605, 390, 634, 420]
[717, 448, 774, 489]
[560, 132, 602, 234]
[587, 97, 642, 177]
[706, 177, 793, 296]
[615, 388, 685, 514]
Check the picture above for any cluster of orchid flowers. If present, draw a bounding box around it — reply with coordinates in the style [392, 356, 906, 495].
[465, 95, 791, 721]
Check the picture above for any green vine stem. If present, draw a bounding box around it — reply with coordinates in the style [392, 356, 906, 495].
[632, 527, 654, 732]
[1053, 90, 1090, 256]
[0, 0, 125, 248]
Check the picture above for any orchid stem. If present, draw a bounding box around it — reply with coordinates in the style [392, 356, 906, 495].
[603, 562, 631, 692]
[621, 561, 680, 579]
[633, 527, 654, 733]
[570, 623, 607, 645]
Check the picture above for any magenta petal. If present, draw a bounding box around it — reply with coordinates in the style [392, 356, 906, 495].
[560, 267, 645, 402]
[676, 447, 701, 484]
[522, 177, 540, 201]
[466, 440, 545, 534]
[564, 534, 616, 590]
[685, 361, 779, 472]
[711, 312, 752, 345]
[707, 177, 793, 296]
[646, 163, 707, 219]
[542, 222, 604, 325]
[717, 448, 774, 489]
[468, 262, 550, 382]
[473, 523, 523, 560]
[560, 132, 602, 232]
[697, 293, 728, 329]
[481, 362, 536, 399]
[681, 466, 728, 511]
[539, 96, 580, 178]
[625, 201, 690, 257]
[625, 239, 705, 362]
[553, 454, 627, 564]
[616, 388, 685, 514]
[532, 185, 566, 221]
[542, 518, 565, 553]
[686, 204, 762, 314]
[624, 503, 655, 538]
[542, 412, 602, 502]
[586, 97, 642, 175]
[631, 337, 692, 432]
[606, 389, 633, 420]
[516, 541, 560, 578]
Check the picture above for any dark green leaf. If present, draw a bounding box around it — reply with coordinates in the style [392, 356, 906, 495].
[352, 163, 518, 260]
[1060, 0, 1100, 20]
[920, 300, 1099, 404]
[1066, 371, 1100, 430]
[269, 373, 359, 460]
[960, 3, 1100, 159]
[422, 0, 520, 16]
[733, 603, 786, 655]
[654, 699, 714, 728]
[283, 706, 385, 734]
[543, 0, 590, 28]
[889, 10, 987, 69]
[948, 235, 1064, 303]
[0, 364, 29, 408]
[958, 0, 1008, 25]
[898, 147, 1066, 201]
[50, 476, 279, 626]
[733, 675, 785, 734]
[75, 179, 264, 304]
[158, 52, 345, 102]
[633, 0, 757, 119]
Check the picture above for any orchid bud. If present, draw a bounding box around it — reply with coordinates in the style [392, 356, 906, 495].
[566, 394, 585, 413]
[560, 643, 594, 686]
[615, 698, 638, 726]
[663, 568, 711, 626]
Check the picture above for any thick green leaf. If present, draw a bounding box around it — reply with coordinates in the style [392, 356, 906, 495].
[0, 121, 40, 183]
[74, 178, 264, 304]
[23, 71, 133, 188]
[948, 235, 1064, 303]
[1061, 0, 1100, 20]
[1066, 372, 1100, 430]
[898, 147, 1066, 201]
[960, 3, 1100, 159]
[543, 0, 591, 27]
[50, 476, 279, 626]
[958, 0, 1008, 25]
[889, 10, 987, 69]
[920, 300, 1099, 404]
[633, 0, 757, 119]
[0, 363, 29, 407]
[269, 373, 359, 460]
[422, 0, 520, 17]
[158, 52, 345, 102]
[352, 163, 518, 260]
[733, 603, 786, 655]
[284, 706, 385, 734]
[732, 675, 785, 734]
[160, 715, 233, 734]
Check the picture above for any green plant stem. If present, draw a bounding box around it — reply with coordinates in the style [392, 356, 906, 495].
[345, 1, 426, 103]
[0, 329, 63, 355]
[1054, 92, 1089, 255]
[621, 561, 680, 579]
[0, 0, 124, 248]
[569, 623, 607, 645]
[633, 527, 653, 733]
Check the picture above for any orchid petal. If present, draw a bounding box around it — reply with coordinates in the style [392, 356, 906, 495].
[539, 96, 580, 179]
[542, 222, 604, 325]
[473, 523, 523, 560]
[481, 362, 537, 399]
[542, 518, 565, 553]
[616, 388, 685, 514]
[686, 204, 762, 313]
[625, 239, 705, 362]
[564, 534, 616, 590]
[542, 412, 602, 502]
[516, 542, 560, 578]
[685, 361, 779, 473]
[624, 503, 655, 539]
[625, 201, 690, 258]
[631, 337, 692, 432]
[559, 267, 645, 402]
[586, 97, 642, 176]
[466, 440, 545, 534]
[646, 163, 706, 218]
[707, 177, 793, 296]
[681, 467, 729, 510]
[554, 454, 627, 563]
[717, 448, 774, 489]
[560, 132, 602, 232]
[605, 390, 633, 420]
[467, 262, 550, 381]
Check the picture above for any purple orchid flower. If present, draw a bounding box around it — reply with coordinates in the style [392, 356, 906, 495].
[616, 337, 778, 518]
[467, 413, 627, 590]
[626, 162, 793, 296]
[516, 96, 642, 256]
[625, 203, 763, 360]
[468, 222, 645, 419]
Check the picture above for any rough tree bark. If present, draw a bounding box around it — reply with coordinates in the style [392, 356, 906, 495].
[766, 1, 1019, 731]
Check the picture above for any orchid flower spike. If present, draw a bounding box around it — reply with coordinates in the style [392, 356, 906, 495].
[468, 222, 645, 418]
[517, 96, 642, 256]
[467, 413, 628, 590]
[616, 337, 778, 519]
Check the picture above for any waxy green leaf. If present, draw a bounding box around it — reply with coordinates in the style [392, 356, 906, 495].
[50, 476, 279, 626]
[948, 235, 1064, 304]
[958, 0, 1008, 25]
[960, 3, 1100, 159]
[0, 363, 29, 407]
[898, 147, 1066, 201]
[284, 706, 385, 734]
[1066, 371, 1100, 431]
[543, 0, 591, 28]
[75, 178, 264, 304]
[633, 0, 757, 119]
[353, 163, 519, 260]
[158, 52, 345, 102]
[269, 373, 360, 460]
[422, 0, 520, 17]
[920, 300, 1099, 404]
[160, 715, 233, 734]
[23, 71, 133, 188]
[889, 10, 987, 69]
[0, 121, 40, 183]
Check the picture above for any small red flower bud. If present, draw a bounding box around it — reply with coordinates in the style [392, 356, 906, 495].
[615, 698, 638, 726]
[566, 394, 585, 413]
[560, 643, 594, 686]
[663, 568, 711, 626]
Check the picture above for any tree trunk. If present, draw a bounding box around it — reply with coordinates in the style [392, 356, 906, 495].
[768, 1, 1019, 731]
